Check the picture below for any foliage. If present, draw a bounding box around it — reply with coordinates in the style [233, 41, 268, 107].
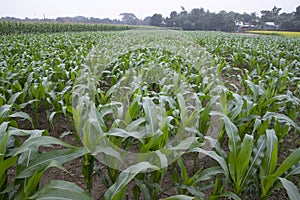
[0, 21, 133, 34]
[0, 30, 299, 199]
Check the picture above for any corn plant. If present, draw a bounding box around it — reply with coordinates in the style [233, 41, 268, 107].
[1, 29, 299, 199]
[0, 21, 133, 34]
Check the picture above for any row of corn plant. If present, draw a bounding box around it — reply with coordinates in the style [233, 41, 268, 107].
[0, 32, 107, 199]
[193, 32, 300, 199]
[0, 29, 299, 199]
[73, 30, 223, 199]
[73, 30, 300, 199]
[0, 21, 134, 34]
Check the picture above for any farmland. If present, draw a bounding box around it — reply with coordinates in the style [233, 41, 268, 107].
[246, 30, 300, 38]
[0, 27, 299, 200]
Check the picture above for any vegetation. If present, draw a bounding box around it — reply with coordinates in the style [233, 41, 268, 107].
[149, 5, 300, 31]
[0, 30, 299, 199]
[247, 30, 300, 37]
[2, 5, 300, 32]
[0, 21, 133, 34]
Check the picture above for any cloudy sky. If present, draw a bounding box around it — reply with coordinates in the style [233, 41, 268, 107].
[1, 0, 299, 19]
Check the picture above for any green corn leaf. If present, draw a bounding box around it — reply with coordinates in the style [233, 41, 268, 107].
[262, 148, 300, 196]
[0, 156, 17, 188]
[0, 94, 6, 106]
[0, 105, 12, 117]
[104, 162, 159, 200]
[169, 136, 199, 151]
[263, 112, 300, 131]
[82, 154, 94, 192]
[204, 136, 227, 159]
[240, 134, 266, 189]
[107, 128, 145, 142]
[48, 111, 56, 124]
[197, 166, 223, 182]
[217, 112, 241, 183]
[235, 134, 253, 192]
[185, 186, 206, 199]
[191, 148, 228, 178]
[161, 195, 195, 200]
[284, 162, 300, 178]
[252, 118, 261, 135]
[16, 147, 88, 178]
[19, 99, 38, 109]
[126, 100, 139, 122]
[210, 191, 241, 200]
[177, 158, 189, 185]
[12, 136, 75, 155]
[134, 179, 151, 200]
[210, 111, 241, 156]
[7, 127, 46, 137]
[244, 80, 264, 101]
[0, 122, 10, 161]
[24, 170, 44, 199]
[273, 148, 300, 178]
[223, 114, 241, 153]
[143, 97, 160, 136]
[125, 118, 146, 132]
[7, 92, 23, 105]
[261, 129, 278, 176]
[177, 93, 189, 126]
[278, 177, 300, 200]
[94, 161, 110, 188]
[29, 180, 92, 200]
[9, 112, 33, 125]
[92, 141, 124, 166]
[230, 93, 243, 120]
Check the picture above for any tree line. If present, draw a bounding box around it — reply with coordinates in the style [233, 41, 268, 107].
[149, 6, 300, 31]
[1, 5, 299, 32]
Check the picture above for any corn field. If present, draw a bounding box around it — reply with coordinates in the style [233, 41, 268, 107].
[0, 27, 299, 200]
[0, 21, 133, 34]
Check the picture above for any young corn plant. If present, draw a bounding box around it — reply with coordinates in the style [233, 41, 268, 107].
[1, 28, 299, 199]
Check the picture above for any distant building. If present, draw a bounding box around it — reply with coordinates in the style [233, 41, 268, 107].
[235, 21, 255, 28]
[264, 22, 279, 29]
[235, 21, 256, 31]
[235, 21, 244, 27]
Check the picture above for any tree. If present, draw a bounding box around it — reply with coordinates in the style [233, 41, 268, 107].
[272, 6, 282, 23]
[261, 10, 273, 22]
[279, 12, 294, 21]
[280, 20, 295, 31]
[74, 16, 89, 23]
[166, 11, 178, 27]
[119, 13, 140, 25]
[190, 8, 206, 30]
[271, 6, 282, 16]
[241, 12, 252, 22]
[295, 5, 300, 20]
[142, 16, 151, 26]
[261, 6, 282, 23]
[150, 14, 163, 26]
[56, 17, 65, 23]
[90, 17, 101, 23]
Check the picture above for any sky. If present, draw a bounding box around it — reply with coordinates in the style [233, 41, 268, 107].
[0, 0, 299, 20]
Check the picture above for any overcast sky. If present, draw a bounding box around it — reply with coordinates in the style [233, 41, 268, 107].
[1, 0, 299, 19]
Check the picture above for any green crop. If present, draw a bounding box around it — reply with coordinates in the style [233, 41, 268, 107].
[0, 21, 134, 34]
[0, 29, 299, 199]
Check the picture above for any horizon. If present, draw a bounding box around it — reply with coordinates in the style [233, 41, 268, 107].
[0, 0, 299, 20]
